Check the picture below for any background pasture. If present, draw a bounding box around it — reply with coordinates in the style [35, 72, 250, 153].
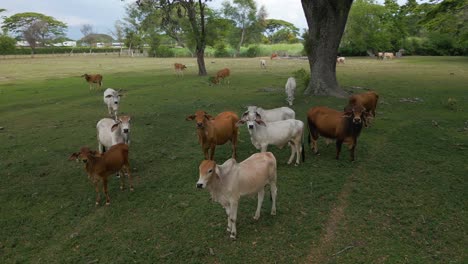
[0, 56, 467, 263]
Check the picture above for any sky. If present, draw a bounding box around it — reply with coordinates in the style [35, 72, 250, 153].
[1, 0, 416, 41]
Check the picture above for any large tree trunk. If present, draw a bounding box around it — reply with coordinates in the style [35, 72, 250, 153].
[301, 0, 353, 97]
[236, 27, 246, 57]
[196, 47, 207, 75]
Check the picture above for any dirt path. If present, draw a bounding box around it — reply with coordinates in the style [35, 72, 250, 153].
[307, 173, 355, 263]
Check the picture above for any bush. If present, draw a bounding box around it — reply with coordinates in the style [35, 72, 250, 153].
[155, 46, 175, 57]
[0, 35, 16, 55]
[214, 42, 231, 58]
[244, 45, 261, 57]
[292, 68, 310, 91]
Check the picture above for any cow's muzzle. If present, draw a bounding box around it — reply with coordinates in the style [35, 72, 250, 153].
[248, 125, 254, 129]
[196, 183, 203, 189]
[123, 129, 129, 133]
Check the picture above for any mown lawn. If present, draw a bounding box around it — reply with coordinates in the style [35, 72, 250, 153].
[0, 55, 466, 263]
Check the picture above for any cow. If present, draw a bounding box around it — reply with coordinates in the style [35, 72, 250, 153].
[69, 143, 132, 205]
[174, 63, 187, 76]
[270, 53, 278, 60]
[97, 115, 131, 153]
[210, 68, 230, 85]
[103, 88, 121, 120]
[237, 111, 305, 165]
[260, 59, 267, 69]
[384, 52, 395, 60]
[306, 105, 369, 161]
[196, 152, 277, 239]
[336, 56, 346, 64]
[186, 110, 239, 160]
[81, 74, 103, 90]
[346, 91, 379, 127]
[285, 77, 296, 106]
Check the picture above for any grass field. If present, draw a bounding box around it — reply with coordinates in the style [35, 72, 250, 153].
[0, 55, 467, 263]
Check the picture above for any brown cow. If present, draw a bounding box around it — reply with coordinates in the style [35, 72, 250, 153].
[186, 110, 239, 160]
[347, 91, 379, 127]
[81, 73, 103, 90]
[210, 68, 230, 85]
[270, 53, 278, 60]
[306, 105, 368, 161]
[69, 143, 132, 205]
[174, 63, 187, 76]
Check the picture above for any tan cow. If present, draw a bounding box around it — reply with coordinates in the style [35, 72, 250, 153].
[196, 152, 277, 239]
[186, 110, 239, 160]
[346, 91, 379, 127]
[174, 63, 187, 76]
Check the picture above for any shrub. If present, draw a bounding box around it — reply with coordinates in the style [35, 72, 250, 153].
[214, 42, 231, 58]
[0, 35, 16, 55]
[244, 45, 261, 58]
[155, 46, 175, 57]
[292, 68, 310, 91]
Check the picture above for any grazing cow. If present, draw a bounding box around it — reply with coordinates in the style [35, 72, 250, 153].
[174, 63, 187, 76]
[82, 74, 103, 90]
[210, 68, 231, 85]
[307, 105, 368, 161]
[285, 77, 296, 106]
[186, 110, 239, 160]
[260, 59, 267, 69]
[237, 111, 304, 165]
[196, 152, 277, 239]
[346, 91, 379, 127]
[270, 53, 278, 60]
[336, 56, 346, 64]
[245, 106, 295, 122]
[97, 115, 131, 153]
[103, 88, 121, 119]
[69, 143, 132, 205]
[377, 52, 385, 60]
[384, 52, 394, 60]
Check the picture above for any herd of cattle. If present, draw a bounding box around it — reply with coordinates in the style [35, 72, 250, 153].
[70, 61, 379, 239]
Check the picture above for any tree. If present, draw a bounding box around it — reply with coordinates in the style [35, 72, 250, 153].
[2, 12, 67, 55]
[301, 0, 354, 97]
[109, 20, 126, 56]
[0, 35, 16, 55]
[221, 0, 257, 56]
[135, 0, 210, 76]
[264, 19, 300, 44]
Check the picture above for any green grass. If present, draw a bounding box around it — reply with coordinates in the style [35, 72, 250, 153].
[0, 56, 467, 263]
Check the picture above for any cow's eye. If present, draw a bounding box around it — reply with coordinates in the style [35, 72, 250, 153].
[208, 169, 213, 173]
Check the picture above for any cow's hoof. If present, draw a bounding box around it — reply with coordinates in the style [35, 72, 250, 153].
[295, 163, 299, 166]
[230, 233, 236, 240]
[226, 227, 231, 232]
[105, 202, 110, 206]
[253, 215, 260, 220]
[271, 210, 276, 216]
[95, 202, 99, 206]
[130, 187, 134, 192]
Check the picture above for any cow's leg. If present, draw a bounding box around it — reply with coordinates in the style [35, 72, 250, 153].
[125, 164, 134, 191]
[225, 206, 231, 232]
[94, 180, 100, 206]
[260, 144, 268, 152]
[270, 180, 277, 216]
[229, 200, 239, 239]
[209, 145, 216, 160]
[98, 141, 104, 154]
[231, 132, 238, 160]
[287, 143, 296, 165]
[103, 177, 110, 205]
[295, 139, 301, 165]
[203, 147, 209, 160]
[254, 188, 264, 220]
[336, 140, 343, 160]
[119, 169, 126, 190]
[349, 138, 356, 161]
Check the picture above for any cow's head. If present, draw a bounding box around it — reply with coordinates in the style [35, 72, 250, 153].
[236, 108, 266, 129]
[181, 64, 187, 70]
[197, 160, 217, 189]
[208, 76, 219, 85]
[343, 104, 366, 124]
[69, 147, 98, 163]
[186, 110, 213, 128]
[105, 89, 121, 110]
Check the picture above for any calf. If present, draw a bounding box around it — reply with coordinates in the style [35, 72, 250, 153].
[174, 63, 187, 76]
[336, 56, 346, 64]
[82, 73, 103, 90]
[196, 152, 277, 239]
[260, 59, 267, 69]
[103, 88, 121, 119]
[186, 110, 239, 160]
[210, 68, 231, 85]
[97, 115, 131, 153]
[285, 77, 296, 106]
[69, 143, 132, 205]
[307, 105, 368, 161]
[237, 111, 304, 165]
[347, 91, 379, 127]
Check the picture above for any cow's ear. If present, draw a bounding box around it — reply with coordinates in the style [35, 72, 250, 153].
[256, 120, 266, 126]
[186, 115, 196, 121]
[241, 111, 249, 119]
[236, 120, 245, 127]
[68, 152, 79, 161]
[105, 94, 112, 98]
[111, 123, 119, 132]
[205, 114, 214, 120]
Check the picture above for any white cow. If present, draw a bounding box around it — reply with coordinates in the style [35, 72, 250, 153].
[196, 152, 277, 239]
[285, 77, 296, 106]
[245, 106, 295, 123]
[96, 115, 131, 153]
[103, 88, 121, 120]
[260, 59, 267, 69]
[237, 111, 304, 165]
[336, 56, 346, 64]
